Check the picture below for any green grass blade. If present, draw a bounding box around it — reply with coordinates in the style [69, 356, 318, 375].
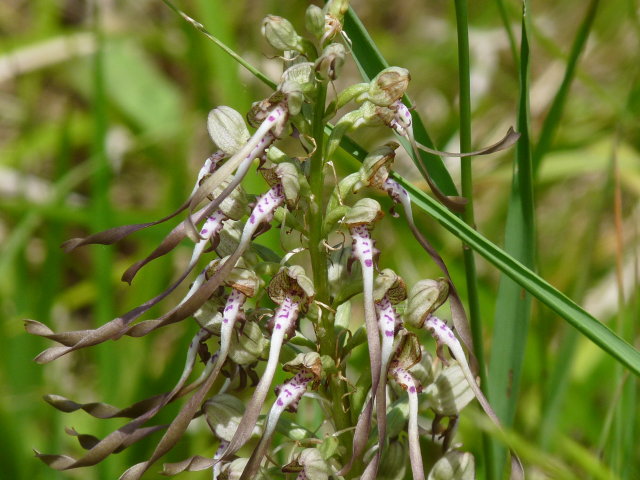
[532, 0, 600, 175]
[452, 0, 491, 474]
[487, 3, 535, 476]
[161, 0, 276, 90]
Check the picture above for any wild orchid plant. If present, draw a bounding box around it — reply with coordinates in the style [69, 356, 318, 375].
[27, 1, 523, 479]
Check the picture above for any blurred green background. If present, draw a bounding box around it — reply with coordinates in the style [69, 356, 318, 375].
[1, 0, 638, 478]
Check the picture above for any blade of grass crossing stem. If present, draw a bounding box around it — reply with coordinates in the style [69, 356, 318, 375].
[488, 4, 535, 476]
[532, 0, 600, 176]
[92, 9, 119, 479]
[167, 0, 640, 381]
[343, 7, 460, 197]
[453, 0, 492, 476]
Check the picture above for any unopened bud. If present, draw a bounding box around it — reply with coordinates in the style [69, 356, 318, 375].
[262, 15, 304, 53]
[207, 106, 250, 156]
[424, 362, 474, 416]
[305, 5, 325, 38]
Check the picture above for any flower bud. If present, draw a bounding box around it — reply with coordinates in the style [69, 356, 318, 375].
[343, 197, 384, 227]
[428, 451, 475, 480]
[305, 5, 325, 38]
[373, 268, 407, 304]
[207, 106, 250, 156]
[262, 15, 304, 53]
[315, 43, 346, 81]
[404, 278, 449, 328]
[367, 67, 411, 106]
[424, 362, 474, 416]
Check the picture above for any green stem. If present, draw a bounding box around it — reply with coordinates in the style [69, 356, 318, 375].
[454, 1, 492, 476]
[308, 83, 354, 468]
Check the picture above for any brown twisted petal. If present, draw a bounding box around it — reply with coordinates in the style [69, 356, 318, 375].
[34, 352, 218, 471]
[24, 320, 88, 346]
[64, 425, 166, 453]
[43, 393, 166, 419]
[118, 353, 229, 480]
[60, 198, 192, 252]
[417, 127, 520, 158]
[120, 202, 216, 285]
[33, 261, 199, 363]
[160, 456, 215, 476]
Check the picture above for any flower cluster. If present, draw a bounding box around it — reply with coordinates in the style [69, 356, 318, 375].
[27, 1, 522, 479]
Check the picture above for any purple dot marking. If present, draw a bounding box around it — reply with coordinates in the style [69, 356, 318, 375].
[364, 259, 373, 267]
[409, 386, 416, 393]
[277, 398, 284, 406]
[385, 330, 394, 337]
[268, 115, 275, 121]
[276, 324, 282, 329]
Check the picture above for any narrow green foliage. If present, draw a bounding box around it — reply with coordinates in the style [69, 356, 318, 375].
[487, 3, 535, 476]
[532, 0, 600, 175]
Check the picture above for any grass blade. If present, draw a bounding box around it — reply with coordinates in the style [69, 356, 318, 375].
[452, 0, 492, 474]
[487, 2, 535, 476]
[532, 0, 600, 175]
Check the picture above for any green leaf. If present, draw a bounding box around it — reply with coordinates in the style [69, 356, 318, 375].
[487, 3, 535, 475]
